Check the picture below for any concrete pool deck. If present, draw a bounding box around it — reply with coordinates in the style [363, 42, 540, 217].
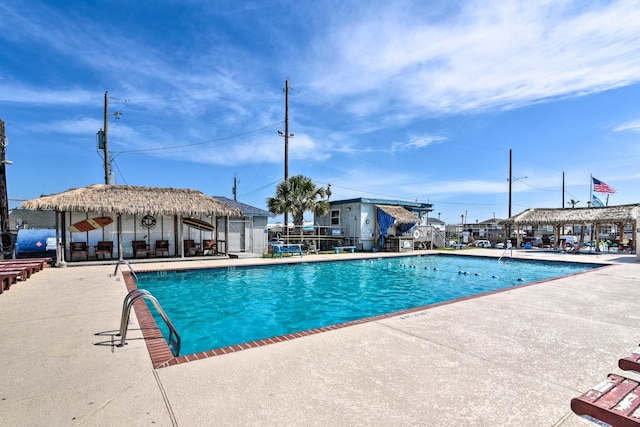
[1, 249, 639, 426]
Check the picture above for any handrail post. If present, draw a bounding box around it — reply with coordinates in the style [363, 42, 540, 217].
[117, 289, 181, 357]
[114, 259, 138, 281]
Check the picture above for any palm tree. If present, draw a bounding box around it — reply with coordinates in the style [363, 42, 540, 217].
[567, 199, 580, 208]
[267, 175, 329, 236]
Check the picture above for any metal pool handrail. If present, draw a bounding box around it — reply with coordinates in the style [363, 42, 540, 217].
[113, 259, 138, 281]
[498, 242, 514, 262]
[118, 288, 181, 357]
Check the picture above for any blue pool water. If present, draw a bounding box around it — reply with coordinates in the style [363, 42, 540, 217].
[136, 255, 601, 356]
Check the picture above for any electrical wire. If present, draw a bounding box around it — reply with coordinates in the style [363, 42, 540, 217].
[112, 121, 284, 155]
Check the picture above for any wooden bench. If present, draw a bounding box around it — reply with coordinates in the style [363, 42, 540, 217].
[271, 244, 303, 258]
[94, 241, 114, 259]
[132, 240, 151, 258]
[153, 240, 170, 257]
[70, 242, 89, 260]
[333, 246, 356, 253]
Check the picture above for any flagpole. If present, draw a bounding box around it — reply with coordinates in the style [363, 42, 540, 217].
[590, 173, 593, 208]
[562, 171, 565, 208]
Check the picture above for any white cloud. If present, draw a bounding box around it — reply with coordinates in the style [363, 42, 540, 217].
[0, 82, 96, 105]
[31, 118, 103, 135]
[391, 134, 447, 153]
[306, 1, 640, 117]
[614, 120, 640, 132]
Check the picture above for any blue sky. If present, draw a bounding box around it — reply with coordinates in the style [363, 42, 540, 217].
[2, 1, 640, 225]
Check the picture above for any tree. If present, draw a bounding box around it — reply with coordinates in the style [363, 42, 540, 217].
[267, 175, 329, 235]
[567, 199, 580, 208]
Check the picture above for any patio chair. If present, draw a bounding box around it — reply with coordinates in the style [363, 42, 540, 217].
[154, 240, 170, 257]
[184, 239, 199, 256]
[70, 242, 89, 260]
[94, 241, 114, 260]
[132, 240, 151, 258]
[202, 239, 216, 255]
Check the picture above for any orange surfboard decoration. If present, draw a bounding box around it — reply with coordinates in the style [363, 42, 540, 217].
[183, 217, 215, 232]
[69, 216, 114, 233]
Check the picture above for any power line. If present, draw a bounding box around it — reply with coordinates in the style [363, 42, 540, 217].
[112, 121, 283, 155]
[518, 180, 561, 192]
[239, 178, 283, 199]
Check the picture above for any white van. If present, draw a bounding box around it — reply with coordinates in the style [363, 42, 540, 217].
[522, 236, 543, 248]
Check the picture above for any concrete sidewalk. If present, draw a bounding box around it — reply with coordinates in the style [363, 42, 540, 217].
[1, 250, 639, 426]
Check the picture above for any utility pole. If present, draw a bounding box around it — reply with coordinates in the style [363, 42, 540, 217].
[284, 80, 289, 181]
[103, 91, 110, 184]
[278, 80, 295, 235]
[0, 119, 9, 234]
[232, 174, 238, 201]
[508, 148, 512, 243]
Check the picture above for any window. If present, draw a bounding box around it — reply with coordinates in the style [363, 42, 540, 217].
[330, 210, 340, 225]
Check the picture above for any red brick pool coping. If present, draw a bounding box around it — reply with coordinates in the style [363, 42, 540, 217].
[123, 262, 612, 369]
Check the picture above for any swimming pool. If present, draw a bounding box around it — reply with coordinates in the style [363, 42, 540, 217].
[136, 255, 602, 357]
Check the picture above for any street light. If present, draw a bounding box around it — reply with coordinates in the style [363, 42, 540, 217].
[508, 174, 527, 244]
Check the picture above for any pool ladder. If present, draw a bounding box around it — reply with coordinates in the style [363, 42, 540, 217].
[113, 259, 138, 281]
[498, 242, 514, 262]
[118, 289, 181, 357]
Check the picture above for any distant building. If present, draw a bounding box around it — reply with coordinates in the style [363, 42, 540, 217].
[315, 198, 433, 252]
[214, 196, 272, 254]
[9, 208, 56, 231]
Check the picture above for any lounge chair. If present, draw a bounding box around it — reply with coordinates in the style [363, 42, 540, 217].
[0, 272, 19, 294]
[571, 373, 640, 426]
[202, 239, 216, 255]
[70, 242, 89, 260]
[132, 240, 151, 258]
[154, 240, 170, 256]
[94, 241, 114, 259]
[0, 263, 37, 279]
[618, 345, 640, 372]
[184, 239, 199, 256]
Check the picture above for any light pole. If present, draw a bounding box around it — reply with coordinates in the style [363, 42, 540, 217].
[507, 148, 528, 244]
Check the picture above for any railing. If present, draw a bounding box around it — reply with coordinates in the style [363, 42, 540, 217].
[498, 242, 513, 262]
[118, 289, 181, 357]
[113, 259, 138, 282]
[432, 229, 447, 248]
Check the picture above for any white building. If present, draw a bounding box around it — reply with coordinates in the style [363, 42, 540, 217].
[315, 198, 433, 252]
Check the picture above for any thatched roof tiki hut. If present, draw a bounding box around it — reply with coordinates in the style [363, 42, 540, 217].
[499, 204, 640, 259]
[22, 184, 243, 265]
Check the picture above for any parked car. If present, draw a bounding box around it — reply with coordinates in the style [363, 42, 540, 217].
[521, 237, 543, 248]
[474, 240, 491, 248]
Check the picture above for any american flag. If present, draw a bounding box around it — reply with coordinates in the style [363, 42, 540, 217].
[592, 177, 616, 194]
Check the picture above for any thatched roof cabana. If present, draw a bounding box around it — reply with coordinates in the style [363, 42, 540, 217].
[376, 205, 418, 224]
[499, 204, 640, 227]
[21, 184, 243, 217]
